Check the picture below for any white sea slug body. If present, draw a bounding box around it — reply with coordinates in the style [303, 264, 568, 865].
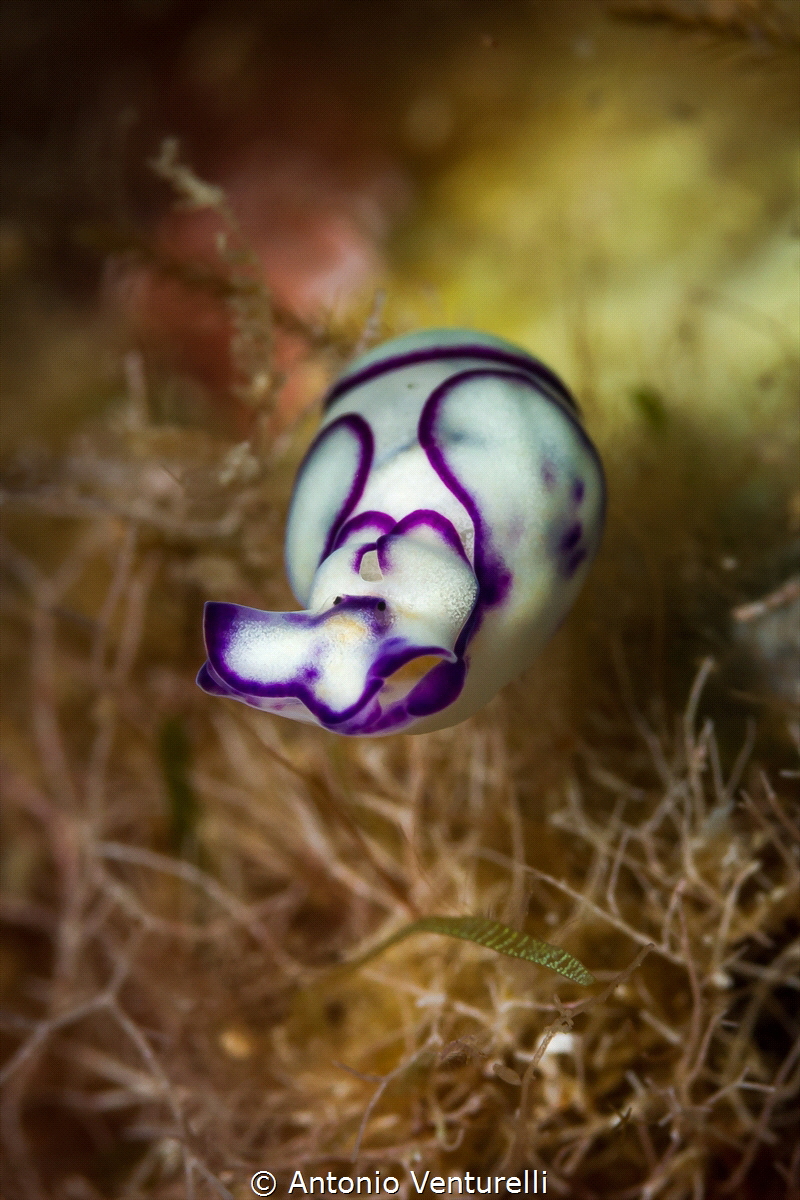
[197, 329, 605, 735]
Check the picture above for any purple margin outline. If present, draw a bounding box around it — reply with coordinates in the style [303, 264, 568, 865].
[200, 599, 457, 729]
[323, 343, 580, 416]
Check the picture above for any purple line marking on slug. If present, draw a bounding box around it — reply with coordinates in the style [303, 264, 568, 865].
[370, 640, 456, 679]
[389, 510, 471, 563]
[352, 542, 377, 573]
[346, 656, 467, 735]
[332, 509, 395, 551]
[324, 343, 580, 417]
[419, 367, 543, 609]
[289, 414, 374, 567]
[320, 415, 374, 562]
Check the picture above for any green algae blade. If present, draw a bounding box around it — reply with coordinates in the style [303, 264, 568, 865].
[349, 916, 595, 986]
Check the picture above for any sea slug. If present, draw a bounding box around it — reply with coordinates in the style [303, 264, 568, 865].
[198, 329, 605, 735]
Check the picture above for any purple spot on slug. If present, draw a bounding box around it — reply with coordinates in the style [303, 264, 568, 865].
[564, 546, 588, 578]
[572, 478, 585, 504]
[559, 522, 583, 553]
[542, 461, 557, 490]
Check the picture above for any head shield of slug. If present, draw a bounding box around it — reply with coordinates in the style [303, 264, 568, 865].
[198, 327, 605, 735]
[198, 523, 479, 735]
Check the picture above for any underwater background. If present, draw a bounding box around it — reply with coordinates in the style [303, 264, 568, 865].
[1, 1, 798, 1197]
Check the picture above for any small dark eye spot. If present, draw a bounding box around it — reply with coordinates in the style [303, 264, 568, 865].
[376, 600, 387, 611]
[333, 596, 342, 605]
